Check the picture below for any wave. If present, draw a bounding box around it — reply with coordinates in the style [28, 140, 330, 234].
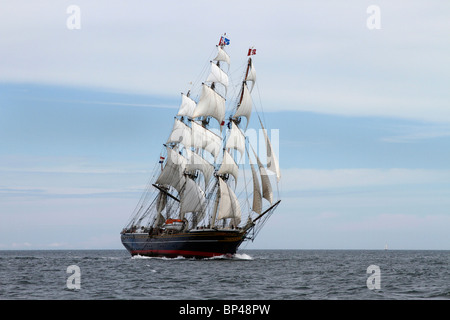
[205, 253, 253, 261]
[131, 254, 186, 260]
[130, 253, 253, 261]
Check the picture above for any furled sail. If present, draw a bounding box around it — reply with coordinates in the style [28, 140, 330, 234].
[167, 118, 192, 148]
[192, 84, 226, 126]
[225, 121, 246, 159]
[233, 83, 252, 126]
[177, 93, 196, 118]
[217, 150, 239, 185]
[180, 177, 206, 215]
[155, 147, 187, 193]
[217, 178, 241, 225]
[190, 121, 222, 160]
[206, 62, 229, 89]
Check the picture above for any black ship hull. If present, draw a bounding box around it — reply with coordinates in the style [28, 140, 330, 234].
[121, 229, 247, 258]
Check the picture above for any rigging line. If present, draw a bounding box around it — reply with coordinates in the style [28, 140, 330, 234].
[224, 61, 248, 119]
[228, 62, 247, 99]
[126, 159, 159, 227]
[137, 194, 158, 223]
[232, 165, 253, 208]
[190, 47, 217, 101]
[254, 70, 266, 126]
[225, 69, 242, 114]
[255, 82, 268, 130]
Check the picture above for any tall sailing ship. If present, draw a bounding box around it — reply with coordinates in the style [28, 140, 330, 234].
[120, 35, 281, 258]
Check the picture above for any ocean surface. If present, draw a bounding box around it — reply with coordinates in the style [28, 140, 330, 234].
[0, 249, 448, 300]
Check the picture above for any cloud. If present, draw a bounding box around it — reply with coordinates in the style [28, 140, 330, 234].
[380, 124, 450, 143]
[0, 155, 150, 200]
[1, 1, 449, 123]
[0, 154, 150, 174]
[334, 213, 450, 232]
[11, 242, 32, 248]
[47, 242, 69, 248]
[20, 96, 178, 111]
[280, 168, 450, 192]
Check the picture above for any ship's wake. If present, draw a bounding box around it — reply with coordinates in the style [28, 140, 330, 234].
[130, 253, 253, 261]
[206, 253, 253, 260]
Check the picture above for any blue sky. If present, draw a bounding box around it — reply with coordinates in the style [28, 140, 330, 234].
[1, 1, 449, 250]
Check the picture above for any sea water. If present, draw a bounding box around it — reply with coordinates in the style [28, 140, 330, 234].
[0, 249, 448, 300]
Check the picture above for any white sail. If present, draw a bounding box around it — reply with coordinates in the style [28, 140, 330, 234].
[233, 83, 252, 126]
[229, 184, 241, 226]
[177, 93, 196, 118]
[252, 147, 273, 204]
[154, 191, 167, 227]
[260, 120, 281, 182]
[246, 61, 256, 92]
[156, 191, 167, 215]
[155, 147, 187, 193]
[192, 84, 226, 126]
[217, 150, 239, 185]
[206, 62, 229, 89]
[185, 149, 214, 187]
[213, 46, 230, 65]
[217, 178, 241, 225]
[191, 121, 222, 160]
[180, 178, 206, 214]
[167, 118, 192, 148]
[259, 164, 273, 204]
[250, 164, 262, 214]
[225, 121, 246, 158]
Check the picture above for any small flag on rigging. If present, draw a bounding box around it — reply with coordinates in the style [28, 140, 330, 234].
[159, 156, 165, 164]
[248, 48, 257, 56]
[219, 35, 230, 46]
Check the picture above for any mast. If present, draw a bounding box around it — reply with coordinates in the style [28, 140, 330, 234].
[210, 181, 220, 227]
[238, 57, 252, 107]
[232, 47, 256, 129]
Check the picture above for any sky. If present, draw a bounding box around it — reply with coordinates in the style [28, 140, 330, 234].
[0, 0, 449, 250]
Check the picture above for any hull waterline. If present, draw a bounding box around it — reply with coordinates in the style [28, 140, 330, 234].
[121, 229, 247, 258]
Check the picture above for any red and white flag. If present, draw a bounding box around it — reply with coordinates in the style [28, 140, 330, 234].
[248, 48, 256, 56]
